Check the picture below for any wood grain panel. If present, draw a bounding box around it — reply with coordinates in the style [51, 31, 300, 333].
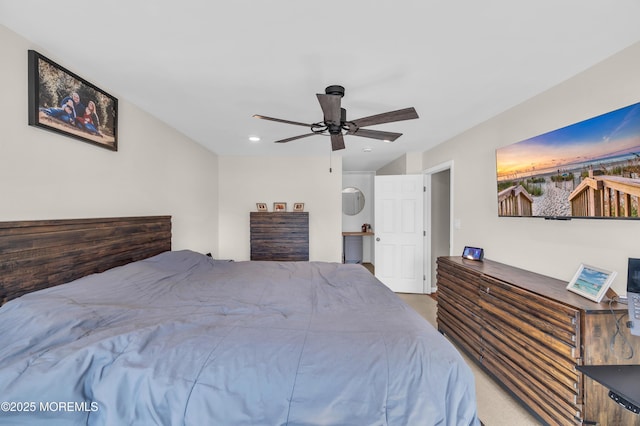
[481, 350, 582, 425]
[250, 212, 309, 261]
[0, 216, 171, 304]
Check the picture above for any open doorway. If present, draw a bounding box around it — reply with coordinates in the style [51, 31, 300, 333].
[424, 161, 453, 293]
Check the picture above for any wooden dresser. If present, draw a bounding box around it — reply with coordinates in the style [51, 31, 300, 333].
[436, 256, 640, 426]
[250, 212, 309, 261]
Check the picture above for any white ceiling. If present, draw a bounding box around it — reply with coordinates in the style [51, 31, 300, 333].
[2, 1, 640, 171]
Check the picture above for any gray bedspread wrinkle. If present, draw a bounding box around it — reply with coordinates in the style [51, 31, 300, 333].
[0, 250, 479, 426]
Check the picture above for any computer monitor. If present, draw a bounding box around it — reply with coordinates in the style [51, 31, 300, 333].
[627, 258, 640, 336]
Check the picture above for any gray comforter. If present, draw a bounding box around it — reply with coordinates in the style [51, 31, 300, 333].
[0, 250, 479, 425]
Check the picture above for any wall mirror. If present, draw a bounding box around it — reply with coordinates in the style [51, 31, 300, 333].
[342, 187, 365, 215]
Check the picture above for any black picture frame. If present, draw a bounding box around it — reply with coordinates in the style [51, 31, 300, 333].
[462, 246, 484, 261]
[28, 50, 118, 151]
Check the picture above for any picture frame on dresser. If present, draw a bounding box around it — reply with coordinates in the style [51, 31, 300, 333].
[256, 203, 268, 211]
[566, 263, 617, 303]
[462, 246, 484, 261]
[273, 202, 287, 212]
[28, 50, 118, 151]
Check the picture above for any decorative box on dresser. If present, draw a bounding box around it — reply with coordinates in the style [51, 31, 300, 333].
[436, 256, 640, 426]
[250, 212, 309, 261]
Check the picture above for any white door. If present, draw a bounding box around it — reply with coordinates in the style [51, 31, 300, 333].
[374, 175, 424, 293]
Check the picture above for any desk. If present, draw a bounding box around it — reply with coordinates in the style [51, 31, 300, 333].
[342, 232, 374, 263]
[577, 365, 640, 415]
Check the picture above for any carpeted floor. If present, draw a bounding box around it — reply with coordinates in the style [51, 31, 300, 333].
[396, 293, 541, 426]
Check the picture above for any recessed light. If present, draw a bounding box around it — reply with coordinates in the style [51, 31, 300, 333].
[249, 136, 260, 142]
[363, 147, 373, 152]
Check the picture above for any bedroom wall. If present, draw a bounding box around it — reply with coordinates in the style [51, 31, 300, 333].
[0, 24, 219, 253]
[421, 41, 640, 294]
[376, 154, 407, 175]
[376, 152, 422, 175]
[217, 156, 342, 262]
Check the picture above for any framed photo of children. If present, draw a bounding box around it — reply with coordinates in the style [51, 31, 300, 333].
[28, 50, 118, 151]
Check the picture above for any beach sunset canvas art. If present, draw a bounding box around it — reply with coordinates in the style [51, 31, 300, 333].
[496, 102, 640, 219]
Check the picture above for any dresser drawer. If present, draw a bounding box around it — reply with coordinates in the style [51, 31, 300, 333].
[480, 275, 580, 355]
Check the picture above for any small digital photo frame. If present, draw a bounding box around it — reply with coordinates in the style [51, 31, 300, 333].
[462, 246, 484, 261]
[566, 263, 616, 303]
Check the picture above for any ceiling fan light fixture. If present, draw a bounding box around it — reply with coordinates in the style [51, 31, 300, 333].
[324, 85, 345, 97]
[253, 85, 418, 151]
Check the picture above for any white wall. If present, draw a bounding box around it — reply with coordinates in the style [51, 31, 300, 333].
[218, 156, 342, 262]
[421, 42, 640, 294]
[376, 154, 407, 175]
[376, 152, 422, 176]
[0, 24, 219, 252]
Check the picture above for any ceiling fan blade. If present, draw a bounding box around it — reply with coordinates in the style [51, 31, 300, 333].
[253, 114, 313, 128]
[274, 133, 317, 144]
[350, 107, 419, 128]
[348, 128, 403, 142]
[316, 94, 342, 124]
[331, 133, 345, 151]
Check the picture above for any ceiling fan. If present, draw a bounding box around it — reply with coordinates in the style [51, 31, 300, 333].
[253, 85, 419, 151]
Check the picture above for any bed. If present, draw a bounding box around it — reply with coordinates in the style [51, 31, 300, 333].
[0, 216, 479, 426]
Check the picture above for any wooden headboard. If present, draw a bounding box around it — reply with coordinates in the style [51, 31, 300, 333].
[0, 216, 171, 305]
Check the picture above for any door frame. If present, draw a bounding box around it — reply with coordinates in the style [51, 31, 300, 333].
[423, 160, 454, 293]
